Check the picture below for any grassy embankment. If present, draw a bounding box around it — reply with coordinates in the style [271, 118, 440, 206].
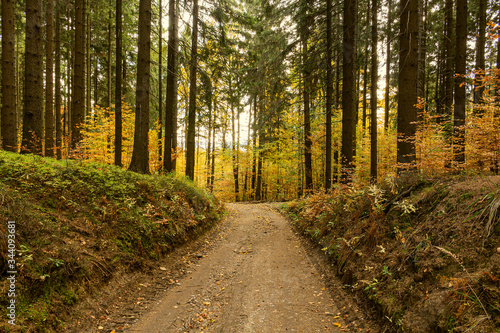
[0, 151, 224, 332]
[285, 174, 500, 332]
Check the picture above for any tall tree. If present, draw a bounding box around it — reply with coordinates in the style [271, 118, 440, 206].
[453, 0, 467, 164]
[129, 0, 152, 174]
[397, 0, 419, 171]
[185, 0, 199, 180]
[325, 0, 333, 189]
[55, 0, 63, 159]
[115, 0, 123, 166]
[1, 0, 18, 152]
[370, 0, 378, 183]
[473, 0, 486, 113]
[21, 0, 44, 155]
[341, 0, 357, 181]
[384, 0, 391, 131]
[300, 0, 313, 192]
[158, 0, 164, 168]
[45, 0, 55, 157]
[164, 0, 179, 173]
[71, 0, 85, 150]
[443, 0, 454, 121]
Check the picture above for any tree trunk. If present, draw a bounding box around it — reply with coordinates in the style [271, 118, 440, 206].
[230, 79, 239, 201]
[55, 0, 62, 159]
[21, 0, 44, 155]
[45, 0, 55, 157]
[443, 0, 454, 122]
[86, 0, 91, 118]
[164, 0, 178, 172]
[370, 0, 378, 183]
[71, 0, 85, 150]
[1, 0, 18, 152]
[453, 0, 467, 165]
[362, 36, 369, 130]
[210, 98, 216, 189]
[251, 97, 257, 199]
[128, 0, 151, 174]
[325, 0, 333, 190]
[255, 97, 264, 201]
[341, 0, 357, 182]
[397, 0, 419, 171]
[115, 0, 123, 166]
[301, 0, 313, 192]
[185, 0, 199, 180]
[417, 0, 427, 101]
[473, 0, 486, 114]
[384, 0, 391, 131]
[107, 7, 112, 111]
[206, 101, 212, 189]
[158, 0, 163, 169]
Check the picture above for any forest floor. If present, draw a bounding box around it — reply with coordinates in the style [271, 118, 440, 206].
[68, 203, 385, 333]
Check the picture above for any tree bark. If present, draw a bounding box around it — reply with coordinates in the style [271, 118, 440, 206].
[185, 0, 199, 180]
[86, 0, 91, 119]
[21, 0, 44, 155]
[325, 0, 333, 189]
[301, 1, 313, 192]
[384, 0, 391, 131]
[55, 0, 62, 159]
[1, 0, 18, 152]
[473, 0, 486, 114]
[107, 7, 112, 111]
[158, 0, 163, 169]
[397, 0, 419, 171]
[230, 78, 240, 201]
[164, 0, 179, 173]
[453, 0, 467, 165]
[128, 0, 151, 174]
[115, 0, 123, 166]
[251, 97, 257, 199]
[45, 0, 55, 157]
[71, 0, 85, 150]
[341, 0, 357, 182]
[370, 0, 378, 183]
[443, 0, 454, 121]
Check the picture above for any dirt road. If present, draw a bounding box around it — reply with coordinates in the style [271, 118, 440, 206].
[125, 203, 373, 332]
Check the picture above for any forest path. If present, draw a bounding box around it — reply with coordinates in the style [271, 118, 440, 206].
[126, 203, 374, 332]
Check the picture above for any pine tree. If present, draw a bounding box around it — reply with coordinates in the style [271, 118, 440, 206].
[397, 0, 419, 171]
[1, 0, 18, 152]
[55, 0, 63, 159]
[71, 0, 85, 150]
[341, 0, 358, 181]
[325, 0, 333, 189]
[185, 0, 199, 180]
[45, 0, 55, 157]
[453, 0, 467, 164]
[164, 0, 179, 173]
[129, 0, 152, 174]
[370, 0, 378, 183]
[21, 0, 44, 155]
[115, 0, 123, 166]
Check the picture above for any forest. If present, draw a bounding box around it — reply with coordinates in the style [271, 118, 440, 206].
[1, 0, 500, 332]
[0, 0, 498, 201]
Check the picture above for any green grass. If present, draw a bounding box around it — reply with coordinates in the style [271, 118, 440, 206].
[0, 151, 224, 331]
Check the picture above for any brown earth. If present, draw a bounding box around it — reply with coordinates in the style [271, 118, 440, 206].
[69, 203, 384, 333]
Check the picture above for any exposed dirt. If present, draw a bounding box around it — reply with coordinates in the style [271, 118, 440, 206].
[69, 203, 382, 332]
[286, 175, 500, 332]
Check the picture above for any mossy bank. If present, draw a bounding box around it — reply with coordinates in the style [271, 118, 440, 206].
[285, 174, 500, 332]
[0, 151, 224, 332]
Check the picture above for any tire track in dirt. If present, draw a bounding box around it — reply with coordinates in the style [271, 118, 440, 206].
[125, 203, 370, 332]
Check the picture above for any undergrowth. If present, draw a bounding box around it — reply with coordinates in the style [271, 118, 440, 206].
[285, 173, 500, 332]
[0, 151, 224, 332]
